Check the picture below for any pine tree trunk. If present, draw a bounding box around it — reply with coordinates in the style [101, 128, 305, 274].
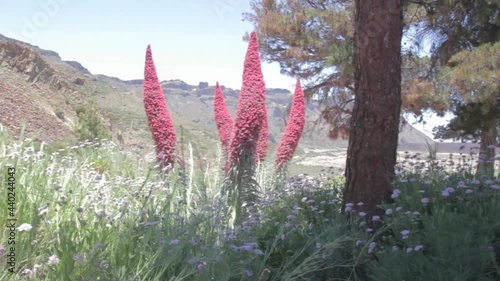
[476, 117, 497, 179]
[343, 0, 403, 217]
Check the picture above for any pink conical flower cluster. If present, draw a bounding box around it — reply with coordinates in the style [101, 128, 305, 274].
[214, 82, 234, 153]
[228, 31, 267, 168]
[275, 79, 306, 171]
[143, 45, 177, 167]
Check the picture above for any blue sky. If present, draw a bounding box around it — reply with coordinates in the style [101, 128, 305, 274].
[0, 0, 451, 139]
[0, 0, 296, 90]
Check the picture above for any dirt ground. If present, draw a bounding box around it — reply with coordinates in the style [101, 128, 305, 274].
[289, 142, 499, 176]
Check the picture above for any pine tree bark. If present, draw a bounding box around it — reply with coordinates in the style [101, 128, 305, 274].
[343, 0, 403, 217]
[476, 117, 497, 179]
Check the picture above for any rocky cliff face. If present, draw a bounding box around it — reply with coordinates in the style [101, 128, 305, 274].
[0, 40, 71, 91]
[64, 61, 91, 75]
[0, 38, 86, 141]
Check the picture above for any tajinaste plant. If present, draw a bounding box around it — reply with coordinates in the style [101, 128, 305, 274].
[225, 31, 266, 225]
[214, 82, 234, 154]
[275, 79, 305, 172]
[228, 31, 266, 169]
[143, 45, 177, 167]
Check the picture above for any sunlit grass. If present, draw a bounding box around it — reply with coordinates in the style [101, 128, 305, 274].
[0, 126, 499, 280]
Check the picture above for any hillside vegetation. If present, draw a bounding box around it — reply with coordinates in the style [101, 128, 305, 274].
[0, 34, 440, 175]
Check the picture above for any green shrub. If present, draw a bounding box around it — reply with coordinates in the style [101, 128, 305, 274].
[74, 100, 110, 142]
[54, 107, 65, 121]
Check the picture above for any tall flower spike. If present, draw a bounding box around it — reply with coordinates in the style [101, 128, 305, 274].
[275, 79, 306, 171]
[228, 31, 267, 168]
[214, 82, 234, 153]
[143, 45, 176, 167]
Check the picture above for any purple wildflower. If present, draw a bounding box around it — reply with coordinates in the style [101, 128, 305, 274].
[368, 242, 376, 253]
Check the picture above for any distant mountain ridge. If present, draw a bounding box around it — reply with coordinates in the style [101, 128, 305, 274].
[64, 61, 91, 75]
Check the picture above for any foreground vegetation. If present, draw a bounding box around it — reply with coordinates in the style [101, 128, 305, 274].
[0, 127, 499, 280]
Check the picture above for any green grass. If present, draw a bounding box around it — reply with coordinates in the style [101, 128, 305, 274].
[0, 127, 499, 280]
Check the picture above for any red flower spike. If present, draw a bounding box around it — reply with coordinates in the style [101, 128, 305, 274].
[143, 45, 177, 167]
[214, 81, 234, 153]
[228, 31, 267, 168]
[275, 79, 306, 171]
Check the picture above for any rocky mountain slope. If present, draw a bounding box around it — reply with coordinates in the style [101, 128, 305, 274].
[0, 33, 435, 170]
